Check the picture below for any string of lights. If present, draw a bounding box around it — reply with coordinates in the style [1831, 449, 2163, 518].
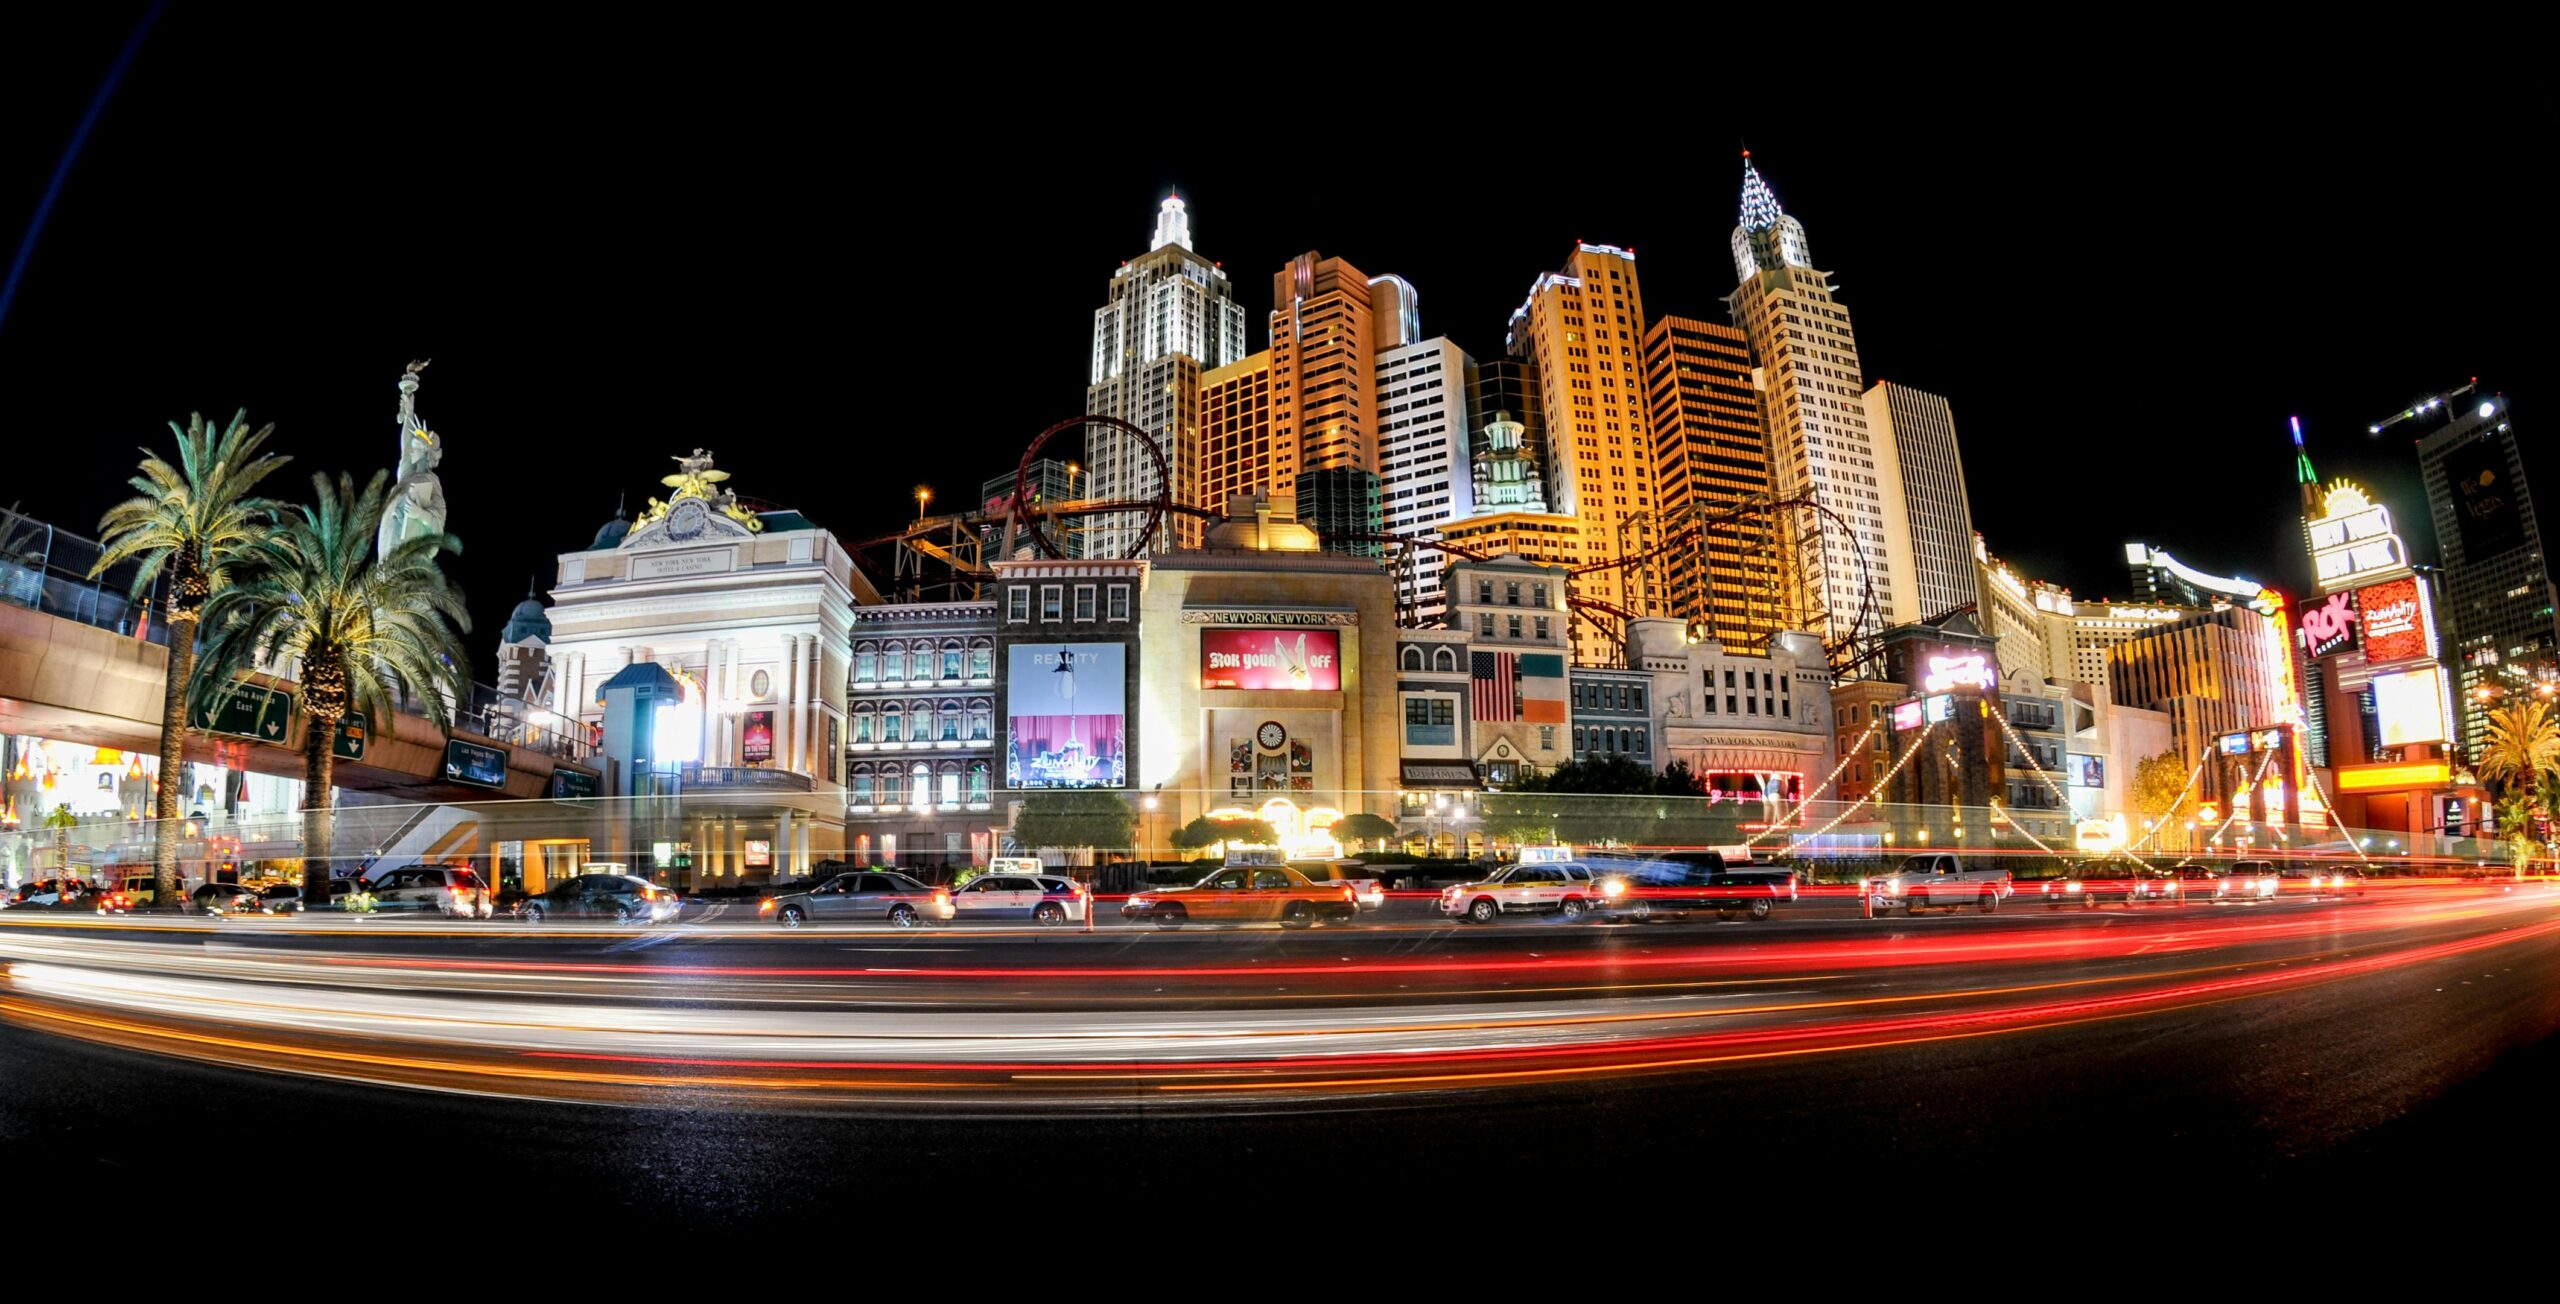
[1749, 718, 1881, 848]
[1787, 720, 1940, 854]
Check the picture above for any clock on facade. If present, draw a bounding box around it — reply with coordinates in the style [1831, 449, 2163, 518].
[666, 497, 711, 540]
[1256, 720, 1286, 751]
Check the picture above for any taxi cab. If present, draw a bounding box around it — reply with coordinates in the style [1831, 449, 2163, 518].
[1121, 862, 1358, 929]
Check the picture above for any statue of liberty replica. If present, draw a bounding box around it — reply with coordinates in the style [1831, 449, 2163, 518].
[379, 359, 448, 559]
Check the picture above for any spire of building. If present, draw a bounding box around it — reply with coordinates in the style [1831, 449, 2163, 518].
[1151, 192, 1194, 252]
[2291, 415, 2321, 516]
[1739, 152, 1784, 231]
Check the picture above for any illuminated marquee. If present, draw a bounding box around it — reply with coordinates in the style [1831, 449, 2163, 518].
[2372, 665, 2450, 747]
[2356, 575, 2434, 664]
[2296, 589, 2358, 658]
[2308, 481, 2409, 590]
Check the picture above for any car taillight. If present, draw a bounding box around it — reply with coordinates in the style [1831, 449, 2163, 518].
[641, 887, 661, 900]
[933, 889, 950, 903]
[758, 898, 777, 913]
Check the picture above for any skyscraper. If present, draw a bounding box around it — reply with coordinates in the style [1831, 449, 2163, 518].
[2412, 389, 2558, 750]
[1084, 194, 1249, 556]
[1642, 314, 1783, 650]
[1271, 251, 1382, 478]
[1198, 351, 1273, 514]
[1508, 242, 1658, 664]
[1377, 335, 1473, 624]
[1862, 381, 1980, 624]
[1725, 155, 1896, 663]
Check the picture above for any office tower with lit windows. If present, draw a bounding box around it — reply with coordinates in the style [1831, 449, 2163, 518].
[1862, 381, 1980, 624]
[1198, 351, 1273, 513]
[1084, 194, 1249, 556]
[1725, 156, 1896, 663]
[1508, 242, 1657, 664]
[1271, 251, 1383, 479]
[1294, 467, 1384, 560]
[1642, 314, 1781, 650]
[2411, 389, 2559, 751]
[1377, 335, 1474, 623]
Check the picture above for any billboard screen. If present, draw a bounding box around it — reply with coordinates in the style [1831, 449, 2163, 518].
[1007, 643, 1125, 789]
[1201, 628, 1342, 691]
[2357, 576, 2431, 663]
[2297, 589, 2358, 659]
[742, 710, 774, 764]
[2067, 754, 2104, 787]
[2372, 665, 2449, 747]
[2443, 435, 2528, 561]
[1890, 700, 1924, 732]
[2219, 732, 2252, 756]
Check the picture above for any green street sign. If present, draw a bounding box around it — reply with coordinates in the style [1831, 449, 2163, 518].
[334, 715, 368, 762]
[191, 683, 291, 743]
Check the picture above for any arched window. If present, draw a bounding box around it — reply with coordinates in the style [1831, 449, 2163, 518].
[1433, 646, 1458, 672]
[877, 766, 902, 804]
[1401, 645, 1424, 672]
[910, 700, 933, 742]
[850, 765, 874, 803]
[879, 642, 904, 681]
[852, 704, 875, 744]
[1572, 726, 1586, 753]
[881, 702, 903, 744]
[938, 761, 961, 807]
[942, 640, 965, 681]
[969, 639, 993, 679]
[968, 761, 990, 803]
[910, 762, 931, 807]
[910, 646, 935, 682]
[969, 700, 991, 741]
[853, 643, 878, 684]
[939, 699, 961, 742]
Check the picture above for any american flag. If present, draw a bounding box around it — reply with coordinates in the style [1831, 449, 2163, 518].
[1471, 651, 1517, 721]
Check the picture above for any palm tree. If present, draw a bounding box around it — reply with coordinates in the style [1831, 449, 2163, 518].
[42, 803, 79, 881]
[195, 471, 470, 902]
[91, 412, 290, 908]
[2476, 700, 2560, 792]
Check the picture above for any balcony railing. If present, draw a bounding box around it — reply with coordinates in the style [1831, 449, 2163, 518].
[1, 503, 166, 644]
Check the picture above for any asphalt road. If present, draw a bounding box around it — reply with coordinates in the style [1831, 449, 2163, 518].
[7, 886, 2560, 1215]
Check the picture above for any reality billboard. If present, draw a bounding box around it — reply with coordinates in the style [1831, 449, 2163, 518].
[1007, 643, 1125, 789]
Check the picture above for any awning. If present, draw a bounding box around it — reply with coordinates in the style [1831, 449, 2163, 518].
[1400, 762, 1480, 789]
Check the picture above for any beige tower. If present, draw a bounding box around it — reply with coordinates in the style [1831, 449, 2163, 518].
[1507, 242, 1658, 665]
[1726, 155, 1897, 667]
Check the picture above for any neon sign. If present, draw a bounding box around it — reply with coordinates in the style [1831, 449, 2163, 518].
[2297, 590, 2358, 658]
[1921, 653, 1995, 693]
[2357, 576, 2433, 663]
[2308, 480, 2408, 590]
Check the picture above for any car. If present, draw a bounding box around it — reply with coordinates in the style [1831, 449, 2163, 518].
[1650, 850, 1799, 919]
[1290, 859, 1387, 911]
[2213, 859, 2282, 903]
[1588, 859, 1786, 923]
[367, 865, 494, 918]
[1867, 853, 2013, 915]
[2037, 858, 2183, 908]
[111, 876, 163, 908]
[759, 871, 953, 928]
[190, 881, 261, 914]
[950, 872, 1089, 925]
[1439, 860, 1603, 922]
[251, 883, 306, 914]
[1121, 864, 1359, 929]
[2281, 862, 2368, 897]
[520, 873, 680, 924]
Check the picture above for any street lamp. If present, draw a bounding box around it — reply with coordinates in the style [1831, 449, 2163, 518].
[1142, 784, 1161, 866]
[914, 485, 934, 521]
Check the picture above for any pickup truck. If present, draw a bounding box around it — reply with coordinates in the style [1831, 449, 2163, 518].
[1868, 853, 2013, 915]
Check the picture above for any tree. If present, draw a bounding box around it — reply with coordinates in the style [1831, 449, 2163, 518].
[195, 471, 470, 903]
[1169, 815, 1276, 850]
[2129, 748, 2192, 845]
[1654, 760, 1708, 799]
[1013, 790, 1136, 854]
[1332, 812, 1397, 850]
[2476, 700, 2560, 794]
[2497, 788, 2544, 877]
[90, 411, 289, 908]
[42, 803, 78, 880]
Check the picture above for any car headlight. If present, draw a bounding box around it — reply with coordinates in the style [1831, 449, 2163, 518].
[1884, 878, 1904, 895]
[2064, 881, 2080, 892]
[1602, 880, 1626, 898]
[1128, 895, 1152, 908]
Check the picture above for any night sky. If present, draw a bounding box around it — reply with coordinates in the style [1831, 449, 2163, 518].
[6, 12, 2550, 671]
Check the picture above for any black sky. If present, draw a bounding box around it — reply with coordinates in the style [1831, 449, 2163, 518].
[5, 13, 2552, 667]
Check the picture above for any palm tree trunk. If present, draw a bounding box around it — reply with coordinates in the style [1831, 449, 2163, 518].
[301, 712, 337, 903]
[155, 614, 195, 910]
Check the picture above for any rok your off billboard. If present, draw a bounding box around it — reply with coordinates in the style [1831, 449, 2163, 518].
[1200, 628, 1342, 692]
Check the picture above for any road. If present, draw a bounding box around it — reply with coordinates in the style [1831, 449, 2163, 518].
[7, 884, 2560, 1211]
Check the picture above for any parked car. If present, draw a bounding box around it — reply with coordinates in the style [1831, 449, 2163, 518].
[520, 873, 679, 924]
[2213, 858, 2282, 903]
[1867, 853, 2013, 915]
[759, 871, 953, 928]
[253, 883, 305, 914]
[950, 872, 1088, 925]
[1121, 864, 1358, 929]
[190, 881, 261, 914]
[367, 865, 494, 918]
[1439, 860, 1603, 922]
[2038, 858, 2183, 908]
[112, 876, 162, 908]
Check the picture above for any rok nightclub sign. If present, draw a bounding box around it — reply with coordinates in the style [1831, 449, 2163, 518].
[2297, 589, 2358, 658]
[1201, 628, 1342, 691]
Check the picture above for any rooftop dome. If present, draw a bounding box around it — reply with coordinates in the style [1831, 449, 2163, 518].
[502, 580, 551, 644]
[589, 497, 629, 551]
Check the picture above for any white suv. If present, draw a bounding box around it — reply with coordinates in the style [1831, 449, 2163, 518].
[369, 865, 494, 918]
[1869, 853, 2013, 915]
